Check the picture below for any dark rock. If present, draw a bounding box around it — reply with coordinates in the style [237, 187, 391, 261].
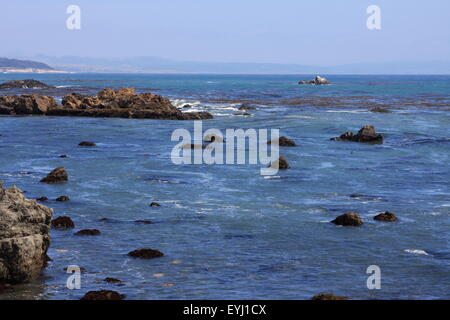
[75, 229, 101, 236]
[182, 104, 191, 109]
[104, 277, 122, 283]
[331, 212, 363, 226]
[40, 167, 68, 184]
[36, 196, 48, 202]
[80, 290, 125, 300]
[58, 154, 69, 158]
[0, 88, 212, 120]
[268, 136, 296, 147]
[298, 76, 330, 85]
[374, 211, 398, 222]
[0, 94, 57, 115]
[370, 106, 391, 113]
[181, 143, 207, 150]
[55, 195, 70, 202]
[99, 218, 110, 222]
[0, 184, 53, 284]
[268, 156, 290, 170]
[331, 125, 383, 144]
[0, 79, 54, 89]
[51, 216, 75, 229]
[238, 104, 256, 111]
[128, 248, 164, 259]
[78, 141, 96, 147]
[150, 202, 161, 207]
[311, 293, 348, 300]
[134, 220, 153, 224]
[233, 112, 251, 116]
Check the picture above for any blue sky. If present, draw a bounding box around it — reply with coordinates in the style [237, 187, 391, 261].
[1, 0, 449, 65]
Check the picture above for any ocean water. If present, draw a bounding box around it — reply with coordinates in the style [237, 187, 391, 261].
[0, 74, 449, 300]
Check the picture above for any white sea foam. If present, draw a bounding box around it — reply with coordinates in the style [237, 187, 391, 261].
[404, 249, 430, 256]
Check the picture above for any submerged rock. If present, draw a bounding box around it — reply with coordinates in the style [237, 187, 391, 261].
[55, 195, 70, 202]
[51, 216, 75, 229]
[134, 220, 153, 224]
[331, 125, 383, 144]
[0, 79, 54, 89]
[298, 76, 331, 85]
[128, 248, 164, 259]
[268, 156, 290, 170]
[150, 202, 161, 207]
[238, 104, 256, 111]
[104, 277, 122, 283]
[75, 229, 101, 236]
[370, 106, 391, 113]
[40, 167, 68, 184]
[374, 211, 398, 222]
[331, 212, 363, 226]
[268, 136, 296, 147]
[0, 183, 53, 284]
[80, 290, 125, 300]
[311, 293, 348, 300]
[78, 141, 96, 147]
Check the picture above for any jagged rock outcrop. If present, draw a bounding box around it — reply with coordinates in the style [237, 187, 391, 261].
[0, 183, 53, 284]
[298, 76, 330, 85]
[0, 79, 54, 89]
[40, 167, 68, 184]
[0, 88, 213, 120]
[331, 125, 383, 144]
[0, 94, 57, 115]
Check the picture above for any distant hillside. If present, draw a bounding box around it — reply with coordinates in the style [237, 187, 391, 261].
[0, 57, 53, 70]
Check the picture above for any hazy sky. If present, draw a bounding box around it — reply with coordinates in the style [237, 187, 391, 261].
[1, 0, 449, 65]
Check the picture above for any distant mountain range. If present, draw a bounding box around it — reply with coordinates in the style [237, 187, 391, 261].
[0, 57, 53, 70]
[3, 56, 450, 74]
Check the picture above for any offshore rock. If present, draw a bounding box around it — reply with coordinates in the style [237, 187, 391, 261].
[0, 183, 53, 284]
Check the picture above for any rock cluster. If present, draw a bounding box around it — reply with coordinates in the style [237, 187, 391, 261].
[0, 183, 53, 284]
[331, 125, 383, 143]
[298, 76, 330, 85]
[0, 87, 213, 120]
[0, 79, 54, 89]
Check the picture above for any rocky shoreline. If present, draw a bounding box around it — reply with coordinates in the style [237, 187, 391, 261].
[0, 84, 213, 120]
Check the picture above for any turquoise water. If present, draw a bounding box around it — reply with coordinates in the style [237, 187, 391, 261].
[0, 74, 449, 299]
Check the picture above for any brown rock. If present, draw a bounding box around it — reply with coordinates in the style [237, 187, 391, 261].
[150, 202, 161, 207]
[331, 212, 363, 226]
[370, 106, 391, 113]
[331, 125, 383, 144]
[128, 249, 164, 259]
[134, 220, 153, 224]
[311, 293, 348, 300]
[0, 184, 53, 284]
[51, 216, 75, 229]
[0, 94, 57, 115]
[374, 211, 398, 222]
[268, 136, 296, 147]
[55, 195, 70, 202]
[268, 156, 290, 170]
[75, 229, 101, 236]
[80, 290, 125, 300]
[238, 104, 256, 111]
[40, 167, 68, 184]
[36, 196, 48, 202]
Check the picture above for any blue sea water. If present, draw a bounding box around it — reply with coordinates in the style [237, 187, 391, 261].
[0, 73, 449, 300]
